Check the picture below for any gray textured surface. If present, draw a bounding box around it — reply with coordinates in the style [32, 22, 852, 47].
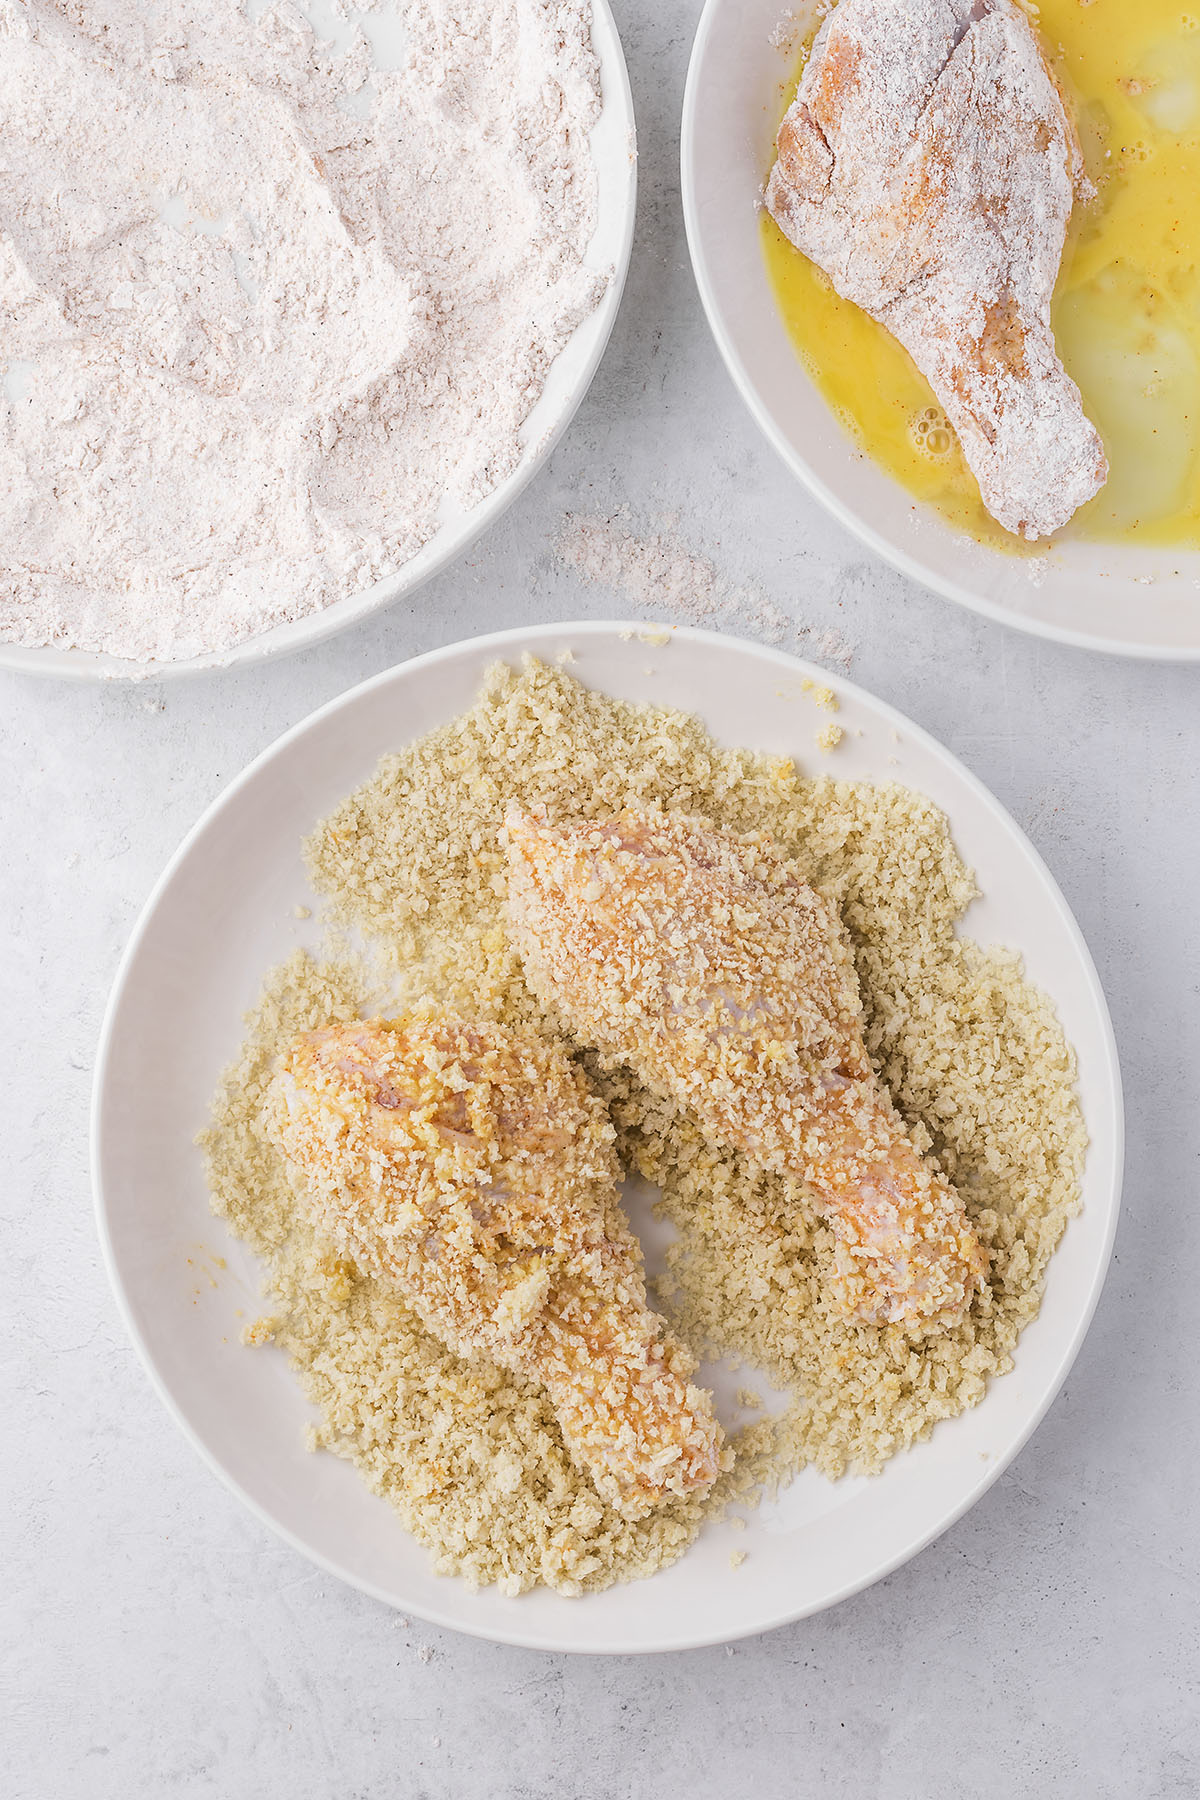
[4, 3, 1200, 1795]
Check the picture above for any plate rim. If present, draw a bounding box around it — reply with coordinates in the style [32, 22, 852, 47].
[91, 620, 1125, 1652]
[680, 0, 1200, 664]
[0, 0, 637, 684]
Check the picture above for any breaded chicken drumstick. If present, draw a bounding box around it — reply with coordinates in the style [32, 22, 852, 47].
[505, 806, 987, 1332]
[266, 1017, 724, 1518]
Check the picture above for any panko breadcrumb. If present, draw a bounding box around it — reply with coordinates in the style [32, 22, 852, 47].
[203, 657, 1085, 1594]
[802, 677, 839, 711]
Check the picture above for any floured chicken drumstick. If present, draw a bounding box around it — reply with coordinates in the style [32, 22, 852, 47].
[506, 807, 987, 1331]
[765, 0, 1107, 539]
[266, 1017, 724, 1518]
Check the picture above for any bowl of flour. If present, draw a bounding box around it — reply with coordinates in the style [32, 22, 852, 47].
[0, 0, 635, 678]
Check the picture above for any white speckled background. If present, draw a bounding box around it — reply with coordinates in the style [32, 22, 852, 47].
[5, 4, 1200, 1794]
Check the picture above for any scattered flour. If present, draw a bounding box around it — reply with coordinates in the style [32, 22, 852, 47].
[557, 507, 856, 669]
[769, 4, 830, 59]
[0, 0, 604, 663]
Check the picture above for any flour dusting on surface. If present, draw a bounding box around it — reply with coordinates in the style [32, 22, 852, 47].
[0, 0, 604, 663]
[557, 508, 856, 669]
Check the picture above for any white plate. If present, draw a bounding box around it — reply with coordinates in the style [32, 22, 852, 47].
[1, 4, 635, 683]
[681, 0, 1200, 660]
[92, 623, 1123, 1652]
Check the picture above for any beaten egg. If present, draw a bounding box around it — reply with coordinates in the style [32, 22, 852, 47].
[763, 1, 1200, 547]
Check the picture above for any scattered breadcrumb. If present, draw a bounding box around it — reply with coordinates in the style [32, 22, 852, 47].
[802, 677, 839, 711]
[241, 1316, 277, 1346]
[817, 722, 844, 752]
[203, 658, 1084, 1596]
[293, 904, 312, 921]
[730, 1550, 747, 1570]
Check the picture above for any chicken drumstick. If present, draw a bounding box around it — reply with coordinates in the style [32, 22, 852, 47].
[766, 0, 1107, 539]
[266, 1016, 724, 1518]
[505, 806, 987, 1332]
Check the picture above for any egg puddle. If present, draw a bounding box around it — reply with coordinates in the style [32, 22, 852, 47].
[763, 1, 1200, 548]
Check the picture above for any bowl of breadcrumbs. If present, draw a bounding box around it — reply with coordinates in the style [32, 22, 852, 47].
[92, 624, 1122, 1652]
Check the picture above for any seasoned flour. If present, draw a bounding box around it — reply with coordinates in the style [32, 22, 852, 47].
[0, 0, 603, 663]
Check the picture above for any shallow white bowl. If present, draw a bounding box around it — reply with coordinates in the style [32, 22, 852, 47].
[682, 0, 1200, 660]
[1, 6, 635, 682]
[92, 622, 1122, 1652]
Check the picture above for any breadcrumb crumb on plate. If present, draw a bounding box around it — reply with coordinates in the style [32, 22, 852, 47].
[92, 623, 1121, 1653]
